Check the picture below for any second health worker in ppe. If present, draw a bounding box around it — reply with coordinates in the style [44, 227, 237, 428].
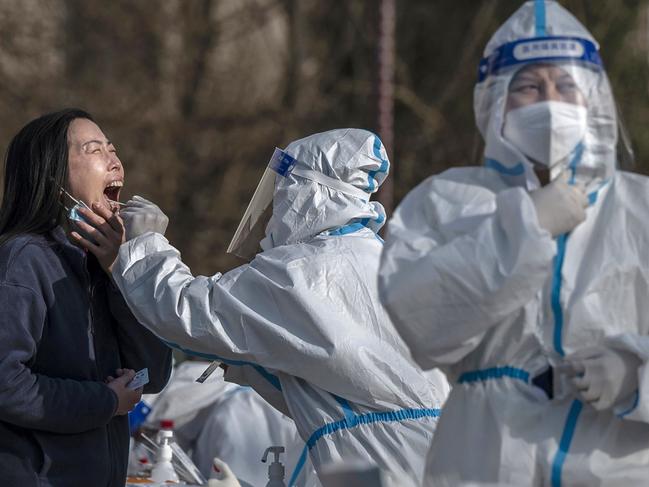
[379, 1, 649, 486]
[74, 129, 445, 486]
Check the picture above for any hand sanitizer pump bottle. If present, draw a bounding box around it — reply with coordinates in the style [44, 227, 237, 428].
[151, 421, 179, 483]
[261, 446, 286, 487]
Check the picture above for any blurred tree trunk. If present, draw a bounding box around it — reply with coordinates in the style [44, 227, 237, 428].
[1, 0, 647, 275]
[374, 0, 395, 217]
[280, 0, 302, 142]
[171, 0, 218, 257]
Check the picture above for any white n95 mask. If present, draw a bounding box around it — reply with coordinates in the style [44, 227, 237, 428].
[503, 101, 588, 169]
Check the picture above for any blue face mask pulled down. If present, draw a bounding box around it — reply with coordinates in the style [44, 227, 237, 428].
[67, 201, 91, 224]
[56, 184, 90, 223]
[58, 186, 97, 244]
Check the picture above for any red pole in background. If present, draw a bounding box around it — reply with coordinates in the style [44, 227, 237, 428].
[375, 0, 396, 217]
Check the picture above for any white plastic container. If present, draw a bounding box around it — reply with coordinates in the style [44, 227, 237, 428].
[151, 431, 180, 483]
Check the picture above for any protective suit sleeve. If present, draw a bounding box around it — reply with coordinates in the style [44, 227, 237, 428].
[604, 334, 649, 423]
[111, 233, 244, 359]
[0, 283, 118, 433]
[379, 172, 556, 369]
[112, 232, 423, 410]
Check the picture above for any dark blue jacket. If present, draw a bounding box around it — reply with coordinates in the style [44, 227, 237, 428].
[0, 227, 173, 487]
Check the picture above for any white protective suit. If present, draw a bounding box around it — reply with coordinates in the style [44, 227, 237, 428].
[141, 361, 315, 487]
[379, 1, 649, 486]
[111, 129, 445, 486]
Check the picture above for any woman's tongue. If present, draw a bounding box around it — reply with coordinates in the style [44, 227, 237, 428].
[102, 186, 121, 209]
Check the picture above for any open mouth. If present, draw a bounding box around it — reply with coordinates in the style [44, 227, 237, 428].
[103, 180, 123, 206]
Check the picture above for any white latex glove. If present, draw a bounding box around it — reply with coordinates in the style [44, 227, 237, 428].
[567, 346, 642, 411]
[120, 195, 169, 240]
[529, 174, 588, 237]
[208, 458, 242, 487]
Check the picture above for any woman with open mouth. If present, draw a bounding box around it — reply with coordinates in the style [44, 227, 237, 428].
[0, 108, 172, 487]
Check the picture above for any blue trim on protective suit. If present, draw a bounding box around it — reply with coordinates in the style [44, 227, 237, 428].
[535, 0, 546, 36]
[551, 400, 583, 487]
[551, 233, 569, 357]
[552, 181, 604, 357]
[333, 395, 356, 424]
[327, 212, 385, 239]
[367, 135, 390, 192]
[287, 407, 441, 486]
[327, 221, 384, 243]
[567, 143, 585, 184]
[587, 179, 608, 205]
[328, 222, 366, 236]
[549, 179, 609, 484]
[485, 158, 526, 176]
[617, 390, 640, 418]
[161, 339, 283, 391]
[220, 384, 252, 402]
[458, 366, 530, 384]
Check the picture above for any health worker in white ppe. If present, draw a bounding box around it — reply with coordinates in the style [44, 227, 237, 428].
[379, 1, 649, 486]
[71, 129, 445, 487]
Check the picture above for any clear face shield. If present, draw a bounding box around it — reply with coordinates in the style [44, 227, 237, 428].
[477, 36, 634, 188]
[227, 148, 296, 260]
[228, 146, 372, 260]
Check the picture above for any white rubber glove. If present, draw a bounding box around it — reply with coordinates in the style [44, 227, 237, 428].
[567, 346, 642, 411]
[208, 458, 242, 487]
[529, 174, 588, 237]
[120, 195, 169, 240]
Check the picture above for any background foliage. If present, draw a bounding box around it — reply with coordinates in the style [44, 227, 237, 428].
[0, 0, 647, 274]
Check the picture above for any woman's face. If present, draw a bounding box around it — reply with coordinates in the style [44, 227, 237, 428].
[66, 118, 123, 209]
[506, 63, 587, 111]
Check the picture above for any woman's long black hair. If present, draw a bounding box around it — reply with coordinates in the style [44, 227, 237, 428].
[0, 108, 93, 246]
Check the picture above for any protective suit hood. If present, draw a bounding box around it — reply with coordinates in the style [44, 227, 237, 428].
[475, 0, 622, 191]
[261, 129, 389, 250]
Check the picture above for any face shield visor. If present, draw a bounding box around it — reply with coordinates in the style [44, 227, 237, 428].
[475, 36, 633, 190]
[227, 147, 371, 260]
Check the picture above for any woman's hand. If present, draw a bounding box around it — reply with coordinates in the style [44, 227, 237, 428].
[106, 368, 143, 416]
[69, 203, 125, 273]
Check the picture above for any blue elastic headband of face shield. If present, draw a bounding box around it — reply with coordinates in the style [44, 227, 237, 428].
[477, 36, 603, 82]
[268, 148, 297, 177]
[265, 146, 371, 202]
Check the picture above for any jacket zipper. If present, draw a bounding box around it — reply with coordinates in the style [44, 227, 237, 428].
[84, 257, 115, 485]
[84, 260, 99, 370]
